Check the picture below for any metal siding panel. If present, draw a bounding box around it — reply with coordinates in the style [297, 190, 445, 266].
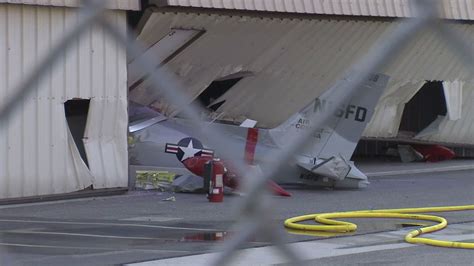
[128, 29, 201, 86]
[468, 0, 474, 19]
[84, 99, 128, 189]
[78, 25, 92, 99]
[0, 3, 8, 198]
[35, 5, 54, 196]
[64, 7, 79, 99]
[443, 81, 463, 121]
[113, 12, 128, 188]
[163, 0, 474, 20]
[0, 5, 128, 199]
[115, 41, 129, 189]
[5, 4, 22, 197]
[0, 0, 140, 10]
[0, 6, 11, 196]
[135, 11, 474, 145]
[84, 99, 105, 186]
[116, 13, 128, 100]
[22, 6, 39, 196]
[83, 12, 129, 190]
[92, 23, 105, 99]
[50, 8, 67, 195]
[418, 85, 474, 144]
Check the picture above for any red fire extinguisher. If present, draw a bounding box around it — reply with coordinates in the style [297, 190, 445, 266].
[204, 160, 225, 203]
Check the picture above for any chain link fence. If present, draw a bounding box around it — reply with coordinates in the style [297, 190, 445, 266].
[1, 0, 474, 265]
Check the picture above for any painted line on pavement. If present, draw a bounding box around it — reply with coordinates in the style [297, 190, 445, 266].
[0, 194, 140, 209]
[366, 164, 474, 177]
[121, 216, 183, 222]
[0, 242, 117, 250]
[7, 230, 165, 240]
[127, 230, 474, 265]
[0, 219, 218, 232]
[0, 242, 190, 254]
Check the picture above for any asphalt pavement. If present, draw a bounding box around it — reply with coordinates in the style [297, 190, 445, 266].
[0, 163, 472, 265]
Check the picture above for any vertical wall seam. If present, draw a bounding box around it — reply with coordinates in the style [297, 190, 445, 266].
[20, 4, 25, 196]
[5, 4, 10, 197]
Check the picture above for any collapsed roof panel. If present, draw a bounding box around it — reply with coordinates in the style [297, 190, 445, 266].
[156, 0, 474, 21]
[131, 10, 474, 145]
[0, 0, 141, 10]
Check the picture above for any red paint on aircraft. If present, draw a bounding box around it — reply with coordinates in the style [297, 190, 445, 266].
[244, 128, 259, 164]
[182, 156, 209, 177]
[268, 180, 292, 197]
[412, 144, 455, 162]
[182, 156, 291, 197]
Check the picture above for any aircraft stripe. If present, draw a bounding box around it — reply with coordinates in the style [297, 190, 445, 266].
[166, 144, 178, 148]
[165, 144, 179, 154]
[244, 128, 259, 164]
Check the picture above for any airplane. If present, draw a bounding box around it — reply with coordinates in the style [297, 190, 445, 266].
[129, 73, 390, 194]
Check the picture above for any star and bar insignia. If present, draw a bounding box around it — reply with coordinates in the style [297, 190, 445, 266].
[165, 137, 214, 162]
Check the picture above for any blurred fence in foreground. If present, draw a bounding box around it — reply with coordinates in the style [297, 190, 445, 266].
[1, 0, 474, 265]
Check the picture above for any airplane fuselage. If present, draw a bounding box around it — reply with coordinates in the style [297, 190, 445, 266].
[129, 73, 390, 190]
[130, 118, 368, 189]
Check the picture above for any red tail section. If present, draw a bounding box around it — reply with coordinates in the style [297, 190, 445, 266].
[244, 128, 259, 164]
[268, 180, 292, 197]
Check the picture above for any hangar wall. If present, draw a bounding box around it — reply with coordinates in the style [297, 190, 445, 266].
[0, 0, 141, 10]
[132, 10, 474, 145]
[0, 4, 129, 199]
[161, 0, 474, 20]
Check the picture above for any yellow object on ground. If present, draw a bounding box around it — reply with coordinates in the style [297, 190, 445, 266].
[284, 205, 474, 249]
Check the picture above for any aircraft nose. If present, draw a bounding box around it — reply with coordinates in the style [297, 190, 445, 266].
[182, 157, 204, 176]
[182, 156, 219, 177]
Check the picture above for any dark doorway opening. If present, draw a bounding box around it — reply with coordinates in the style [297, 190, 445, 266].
[64, 99, 91, 168]
[399, 81, 447, 135]
[195, 77, 243, 111]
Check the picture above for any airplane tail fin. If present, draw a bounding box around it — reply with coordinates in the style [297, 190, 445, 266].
[270, 73, 389, 160]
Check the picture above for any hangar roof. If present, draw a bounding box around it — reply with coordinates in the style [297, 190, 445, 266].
[131, 10, 474, 145]
[0, 0, 140, 10]
[155, 0, 474, 20]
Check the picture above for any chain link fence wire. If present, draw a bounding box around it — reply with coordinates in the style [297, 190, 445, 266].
[1, 0, 474, 264]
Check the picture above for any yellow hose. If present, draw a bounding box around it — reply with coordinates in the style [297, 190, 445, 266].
[284, 205, 474, 249]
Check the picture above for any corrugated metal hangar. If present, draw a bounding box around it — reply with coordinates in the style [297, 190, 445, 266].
[1, 0, 474, 200]
[130, 0, 474, 149]
[0, 1, 140, 199]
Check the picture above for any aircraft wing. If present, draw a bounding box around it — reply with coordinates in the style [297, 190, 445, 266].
[129, 116, 167, 133]
[129, 102, 168, 132]
[296, 155, 351, 181]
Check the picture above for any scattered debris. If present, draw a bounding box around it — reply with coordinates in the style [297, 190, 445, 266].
[172, 175, 205, 193]
[135, 170, 176, 191]
[162, 196, 176, 202]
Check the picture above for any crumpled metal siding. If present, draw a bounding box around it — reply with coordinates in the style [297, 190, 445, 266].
[163, 0, 474, 20]
[0, 4, 128, 199]
[0, 0, 140, 10]
[134, 11, 474, 145]
[416, 83, 474, 144]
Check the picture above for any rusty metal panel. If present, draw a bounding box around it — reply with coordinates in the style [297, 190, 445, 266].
[0, 4, 128, 198]
[0, 0, 140, 10]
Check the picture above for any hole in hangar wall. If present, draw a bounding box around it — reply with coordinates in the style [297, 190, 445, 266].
[65, 99, 91, 168]
[195, 77, 243, 111]
[398, 81, 447, 136]
[193, 71, 253, 113]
